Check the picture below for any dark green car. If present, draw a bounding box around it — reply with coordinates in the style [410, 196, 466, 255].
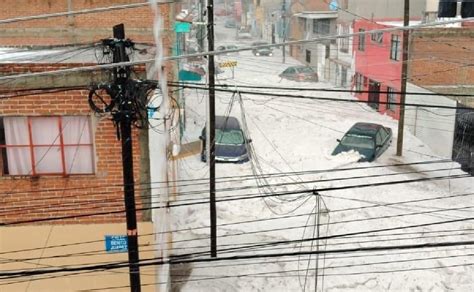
[332, 123, 393, 162]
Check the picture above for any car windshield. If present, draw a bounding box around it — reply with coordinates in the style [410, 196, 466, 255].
[297, 67, 314, 73]
[228, 45, 238, 49]
[340, 134, 374, 149]
[216, 129, 245, 145]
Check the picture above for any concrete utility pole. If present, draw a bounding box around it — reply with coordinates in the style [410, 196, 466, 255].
[207, 0, 217, 258]
[396, 0, 410, 156]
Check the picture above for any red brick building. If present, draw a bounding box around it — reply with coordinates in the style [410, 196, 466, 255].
[0, 63, 146, 225]
[0, 0, 179, 225]
[0, 0, 175, 46]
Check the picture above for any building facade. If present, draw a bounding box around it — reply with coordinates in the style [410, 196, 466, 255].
[0, 1, 180, 290]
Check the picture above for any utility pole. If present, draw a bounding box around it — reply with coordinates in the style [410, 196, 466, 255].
[89, 24, 141, 292]
[207, 0, 217, 258]
[396, 0, 409, 156]
[282, 0, 286, 63]
[198, 0, 206, 51]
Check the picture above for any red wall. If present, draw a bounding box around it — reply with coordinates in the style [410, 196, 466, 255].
[353, 19, 403, 120]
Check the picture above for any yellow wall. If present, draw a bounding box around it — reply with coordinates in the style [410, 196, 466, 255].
[1, 223, 157, 292]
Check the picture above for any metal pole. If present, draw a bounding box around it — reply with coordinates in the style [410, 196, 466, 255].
[198, 0, 205, 51]
[113, 24, 142, 292]
[282, 0, 286, 64]
[207, 0, 217, 258]
[396, 0, 410, 156]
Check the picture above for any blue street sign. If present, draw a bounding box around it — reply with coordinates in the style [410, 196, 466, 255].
[105, 235, 128, 253]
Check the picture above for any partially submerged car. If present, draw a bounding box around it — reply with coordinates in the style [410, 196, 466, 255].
[200, 116, 251, 163]
[224, 18, 237, 28]
[216, 44, 239, 56]
[332, 123, 392, 162]
[237, 29, 252, 40]
[279, 66, 318, 82]
[251, 41, 273, 56]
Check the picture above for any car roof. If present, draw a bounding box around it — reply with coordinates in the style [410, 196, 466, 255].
[288, 66, 311, 69]
[347, 123, 385, 137]
[215, 116, 241, 130]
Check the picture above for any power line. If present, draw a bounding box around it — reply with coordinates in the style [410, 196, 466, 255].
[1, 239, 472, 279]
[74, 262, 474, 291]
[0, 2, 171, 25]
[2, 189, 472, 258]
[168, 81, 474, 98]
[170, 84, 474, 110]
[0, 16, 473, 82]
[1, 159, 455, 211]
[1, 172, 470, 226]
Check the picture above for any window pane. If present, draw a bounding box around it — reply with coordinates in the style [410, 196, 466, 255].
[31, 117, 60, 145]
[34, 146, 62, 174]
[3, 117, 29, 145]
[64, 146, 94, 174]
[6, 147, 32, 175]
[62, 116, 92, 144]
[3, 117, 31, 175]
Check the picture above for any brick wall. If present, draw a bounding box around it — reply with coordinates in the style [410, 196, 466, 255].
[409, 28, 474, 86]
[0, 0, 175, 46]
[0, 63, 147, 225]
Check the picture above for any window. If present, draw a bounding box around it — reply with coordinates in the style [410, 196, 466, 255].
[0, 116, 94, 176]
[387, 87, 397, 110]
[313, 19, 330, 35]
[355, 73, 364, 92]
[371, 32, 383, 44]
[339, 25, 349, 53]
[358, 29, 365, 51]
[376, 131, 384, 146]
[306, 49, 311, 63]
[390, 34, 401, 61]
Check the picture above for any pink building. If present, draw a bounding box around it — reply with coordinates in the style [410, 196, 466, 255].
[353, 19, 407, 120]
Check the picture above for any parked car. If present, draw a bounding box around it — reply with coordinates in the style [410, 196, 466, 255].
[199, 116, 251, 163]
[224, 19, 237, 28]
[251, 41, 273, 56]
[279, 66, 318, 82]
[237, 29, 252, 40]
[216, 44, 239, 56]
[332, 123, 393, 162]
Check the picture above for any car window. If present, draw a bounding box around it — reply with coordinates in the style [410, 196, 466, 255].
[216, 129, 244, 145]
[379, 128, 388, 141]
[375, 131, 384, 146]
[228, 45, 238, 50]
[217, 46, 224, 51]
[298, 67, 314, 73]
[341, 134, 375, 149]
